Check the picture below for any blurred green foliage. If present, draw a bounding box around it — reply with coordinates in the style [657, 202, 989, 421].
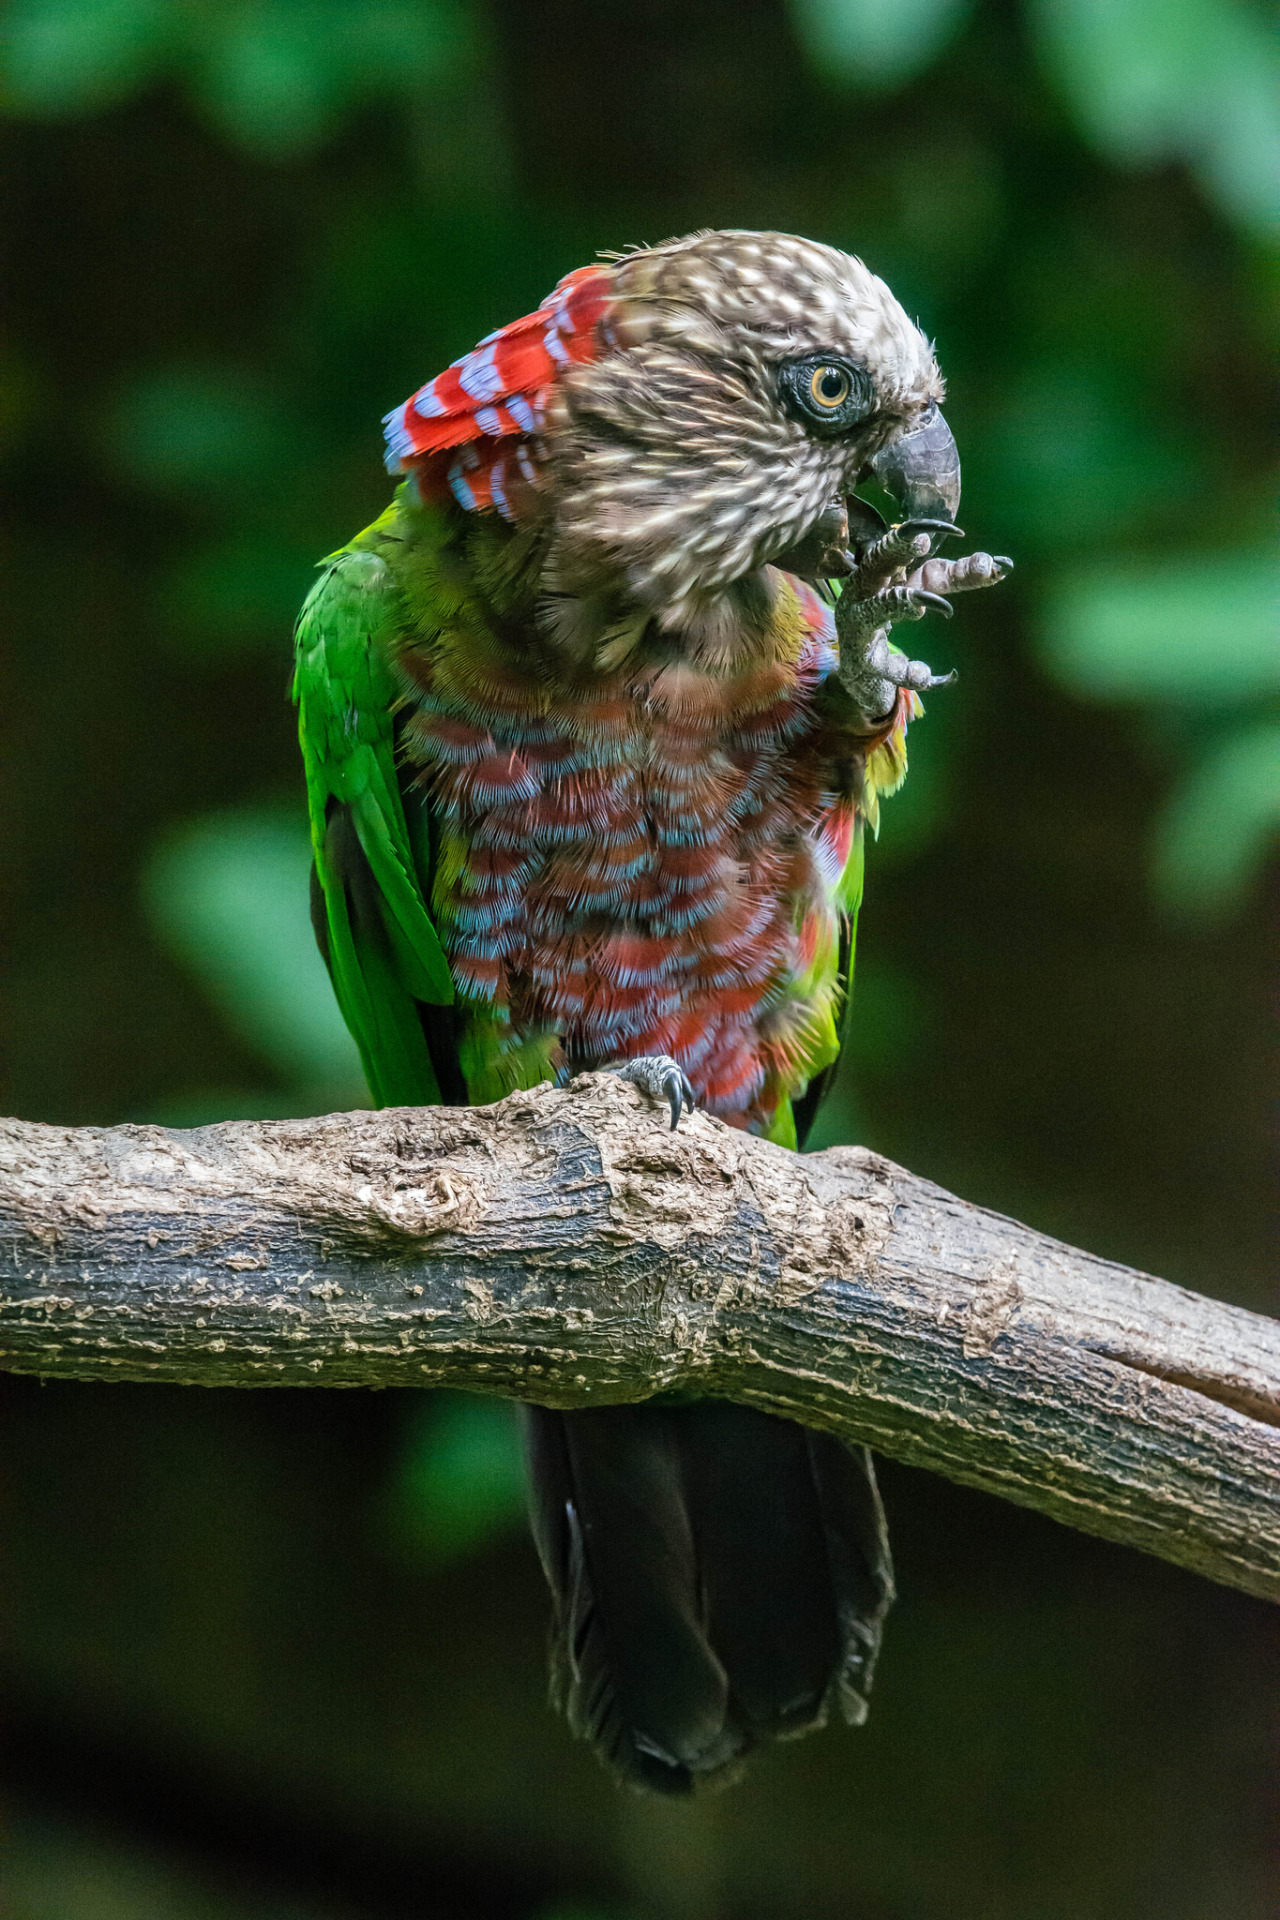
[532, 1908, 618, 1920]
[5, 1814, 351, 1919]
[1, 0, 476, 156]
[794, 0, 1279, 237]
[1043, 547, 1278, 913]
[791, 0, 973, 89]
[1043, 551, 1277, 702]
[1029, 0, 1279, 236]
[1151, 719, 1280, 916]
[143, 805, 365, 1113]
[104, 363, 354, 654]
[387, 1392, 527, 1565]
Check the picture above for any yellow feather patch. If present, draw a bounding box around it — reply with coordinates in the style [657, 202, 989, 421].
[863, 688, 921, 836]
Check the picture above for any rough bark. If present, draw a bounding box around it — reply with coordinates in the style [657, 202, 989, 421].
[2, 1075, 1277, 1601]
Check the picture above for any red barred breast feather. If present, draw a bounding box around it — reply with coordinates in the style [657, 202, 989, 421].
[382, 265, 612, 520]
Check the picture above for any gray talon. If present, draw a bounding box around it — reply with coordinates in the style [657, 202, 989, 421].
[909, 589, 954, 618]
[665, 1067, 693, 1130]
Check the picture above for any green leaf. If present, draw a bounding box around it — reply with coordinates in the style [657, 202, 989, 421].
[1041, 550, 1279, 703]
[142, 805, 365, 1093]
[1030, 0, 1280, 238]
[195, 8, 341, 158]
[790, 0, 970, 88]
[1152, 721, 1280, 918]
[0, 0, 171, 113]
[390, 1392, 526, 1564]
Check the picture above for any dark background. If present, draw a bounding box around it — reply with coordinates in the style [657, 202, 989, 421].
[1, 1, 1275, 1914]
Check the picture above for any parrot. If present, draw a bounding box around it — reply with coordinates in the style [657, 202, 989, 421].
[293, 229, 1010, 1794]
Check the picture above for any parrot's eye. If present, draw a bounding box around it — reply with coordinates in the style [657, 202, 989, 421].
[778, 355, 874, 437]
[810, 365, 851, 408]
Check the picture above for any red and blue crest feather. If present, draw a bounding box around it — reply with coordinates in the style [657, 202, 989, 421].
[383, 265, 612, 520]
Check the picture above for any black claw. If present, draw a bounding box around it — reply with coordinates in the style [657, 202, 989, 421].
[897, 517, 964, 544]
[909, 589, 954, 619]
[663, 1072, 683, 1130]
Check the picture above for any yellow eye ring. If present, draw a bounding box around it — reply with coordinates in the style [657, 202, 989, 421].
[809, 365, 852, 410]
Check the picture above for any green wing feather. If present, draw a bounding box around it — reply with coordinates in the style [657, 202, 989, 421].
[782, 676, 916, 1151]
[293, 532, 454, 1108]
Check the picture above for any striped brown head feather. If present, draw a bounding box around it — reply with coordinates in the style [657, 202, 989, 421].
[540, 230, 944, 628]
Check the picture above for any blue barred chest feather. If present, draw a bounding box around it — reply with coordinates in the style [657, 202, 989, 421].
[393, 573, 862, 1133]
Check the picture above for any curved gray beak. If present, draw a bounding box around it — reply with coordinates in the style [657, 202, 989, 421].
[870, 404, 961, 526]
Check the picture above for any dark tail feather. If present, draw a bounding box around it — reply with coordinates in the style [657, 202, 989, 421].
[679, 1402, 892, 1735]
[522, 1404, 740, 1793]
[522, 1401, 893, 1794]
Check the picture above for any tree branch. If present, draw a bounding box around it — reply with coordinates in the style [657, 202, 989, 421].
[2, 1074, 1277, 1601]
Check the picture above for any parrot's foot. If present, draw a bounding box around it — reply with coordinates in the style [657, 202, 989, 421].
[851, 518, 964, 594]
[834, 586, 957, 718]
[864, 630, 956, 696]
[834, 523, 1012, 723]
[840, 544, 1012, 644]
[606, 1055, 696, 1131]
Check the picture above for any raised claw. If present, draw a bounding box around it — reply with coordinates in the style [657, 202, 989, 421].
[908, 588, 954, 619]
[864, 584, 955, 623]
[855, 527, 930, 587]
[853, 526, 966, 598]
[867, 631, 956, 692]
[609, 1055, 696, 1131]
[896, 517, 964, 546]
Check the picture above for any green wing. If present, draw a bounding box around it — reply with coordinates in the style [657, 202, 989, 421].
[786, 682, 914, 1152]
[293, 536, 455, 1108]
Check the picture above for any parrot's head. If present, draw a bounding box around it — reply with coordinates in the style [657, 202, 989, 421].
[542, 228, 954, 627]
